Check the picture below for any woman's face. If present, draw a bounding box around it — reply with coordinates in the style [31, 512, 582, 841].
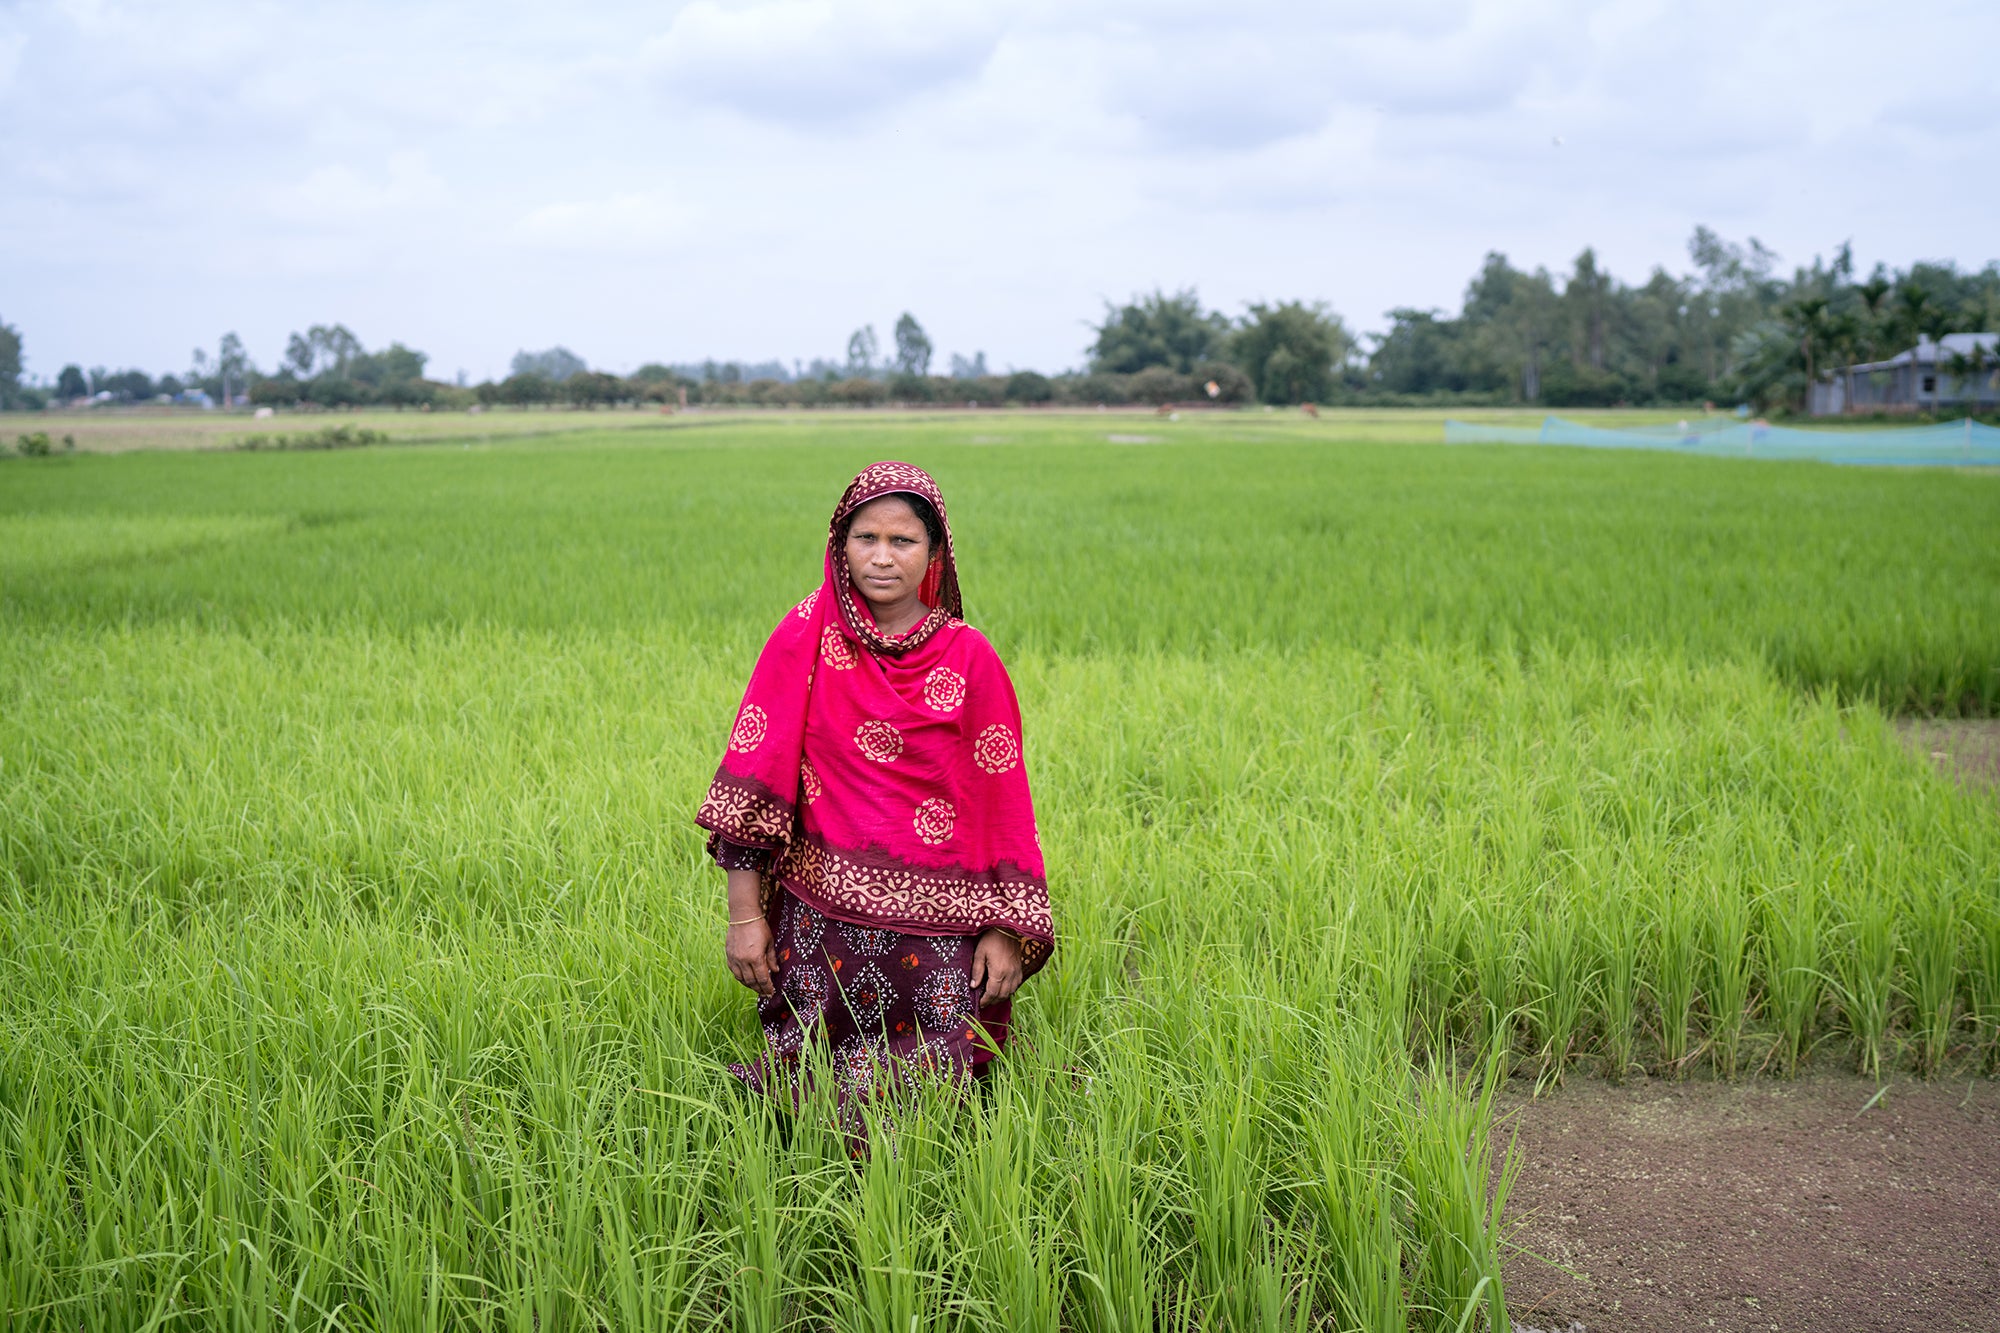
[844, 495, 934, 614]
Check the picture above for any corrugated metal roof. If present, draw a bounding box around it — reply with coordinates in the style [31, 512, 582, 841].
[1846, 332, 1998, 373]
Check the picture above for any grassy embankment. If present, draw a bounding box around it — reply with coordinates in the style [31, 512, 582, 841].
[2, 414, 1996, 1329]
[23, 402, 1708, 454]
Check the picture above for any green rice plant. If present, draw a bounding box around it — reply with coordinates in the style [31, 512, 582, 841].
[1397, 1061, 1516, 1333]
[1176, 1069, 1276, 1332]
[1242, 1235, 1318, 1333]
[1831, 874, 1900, 1081]
[958, 1083, 1065, 1333]
[1468, 891, 1522, 1075]
[1413, 874, 1474, 1060]
[1757, 873, 1825, 1077]
[1973, 899, 2000, 1073]
[1292, 1031, 1407, 1333]
[602, 1100, 723, 1333]
[1648, 883, 1702, 1076]
[1587, 865, 1643, 1082]
[724, 1109, 789, 1333]
[1902, 876, 1963, 1078]
[1361, 910, 1419, 1067]
[1702, 866, 1755, 1080]
[1521, 887, 1589, 1088]
[1070, 1047, 1166, 1333]
[841, 1110, 957, 1333]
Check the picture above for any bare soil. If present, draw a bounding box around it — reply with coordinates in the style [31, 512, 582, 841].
[1495, 1074, 2000, 1332]
[1898, 718, 2000, 796]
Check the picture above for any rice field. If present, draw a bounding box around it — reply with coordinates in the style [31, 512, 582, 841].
[2, 414, 1997, 1330]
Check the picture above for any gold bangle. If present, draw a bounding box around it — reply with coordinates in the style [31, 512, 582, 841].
[727, 915, 765, 927]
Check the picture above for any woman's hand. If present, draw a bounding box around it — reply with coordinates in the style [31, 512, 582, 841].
[726, 919, 778, 997]
[724, 868, 776, 997]
[970, 929, 1025, 1006]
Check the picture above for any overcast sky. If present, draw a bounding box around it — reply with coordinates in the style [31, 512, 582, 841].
[4, 0, 1996, 383]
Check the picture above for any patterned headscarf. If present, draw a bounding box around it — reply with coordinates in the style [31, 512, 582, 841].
[824, 460, 961, 655]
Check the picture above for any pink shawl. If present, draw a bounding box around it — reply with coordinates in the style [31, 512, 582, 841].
[696, 461, 1054, 977]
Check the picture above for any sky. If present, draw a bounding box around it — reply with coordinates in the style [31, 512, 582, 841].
[3, 0, 1997, 383]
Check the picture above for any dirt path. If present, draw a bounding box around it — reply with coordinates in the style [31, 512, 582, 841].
[1495, 1075, 2000, 1332]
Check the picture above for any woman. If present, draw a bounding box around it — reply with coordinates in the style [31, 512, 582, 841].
[697, 461, 1054, 1126]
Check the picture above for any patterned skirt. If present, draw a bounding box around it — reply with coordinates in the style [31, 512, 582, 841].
[728, 887, 1011, 1129]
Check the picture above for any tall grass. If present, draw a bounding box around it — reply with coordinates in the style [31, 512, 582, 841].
[3, 420, 1997, 1328]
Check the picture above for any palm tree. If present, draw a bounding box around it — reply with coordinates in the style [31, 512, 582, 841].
[1946, 340, 1993, 415]
[1887, 285, 1956, 413]
[1826, 312, 1861, 415]
[1919, 310, 1954, 416]
[1856, 274, 1893, 359]
[1782, 295, 1834, 411]
[1892, 282, 1933, 351]
[1849, 273, 1894, 409]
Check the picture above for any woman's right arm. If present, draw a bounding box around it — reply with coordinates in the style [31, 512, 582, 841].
[724, 868, 778, 997]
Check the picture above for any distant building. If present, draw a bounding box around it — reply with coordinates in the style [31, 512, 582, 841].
[1812, 333, 1999, 415]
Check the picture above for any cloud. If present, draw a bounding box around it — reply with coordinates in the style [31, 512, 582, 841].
[265, 151, 449, 226]
[871, 1, 1540, 162]
[1877, 88, 2000, 139]
[644, 0, 1004, 124]
[516, 189, 696, 253]
[0, 22, 26, 90]
[0, 0, 1995, 379]
[1133, 108, 1382, 212]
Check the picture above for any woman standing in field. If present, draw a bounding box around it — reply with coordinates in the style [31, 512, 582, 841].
[697, 461, 1054, 1132]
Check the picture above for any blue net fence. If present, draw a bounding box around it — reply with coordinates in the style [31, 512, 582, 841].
[1444, 415, 2000, 466]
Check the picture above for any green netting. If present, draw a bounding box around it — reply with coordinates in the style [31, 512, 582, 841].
[1444, 415, 2000, 466]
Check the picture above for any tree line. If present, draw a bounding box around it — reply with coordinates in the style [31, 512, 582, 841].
[1367, 230, 2000, 410]
[6, 227, 1996, 416]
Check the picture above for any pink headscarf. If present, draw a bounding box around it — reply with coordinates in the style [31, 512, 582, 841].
[697, 462, 1054, 976]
